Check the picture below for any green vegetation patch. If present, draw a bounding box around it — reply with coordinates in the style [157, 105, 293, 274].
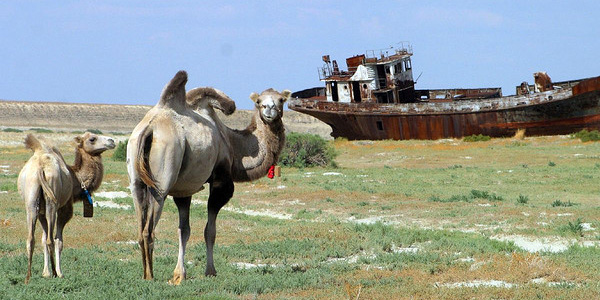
[279, 132, 337, 168]
[86, 129, 103, 134]
[463, 134, 491, 142]
[572, 129, 600, 142]
[2, 128, 22, 133]
[112, 139, 128, 162]
[29, 128, 53, 133]
[429, 189, 503, 203]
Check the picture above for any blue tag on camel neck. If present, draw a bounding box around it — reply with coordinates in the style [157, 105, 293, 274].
[83, 189, 93, 205]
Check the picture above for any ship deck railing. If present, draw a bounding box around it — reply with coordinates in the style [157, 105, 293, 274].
[289, 88, 574, 115]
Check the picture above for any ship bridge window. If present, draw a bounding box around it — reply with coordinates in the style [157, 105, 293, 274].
[404, 59, 412, 70]
[395, 63, 405, 73]
[376, 120, 384, 131]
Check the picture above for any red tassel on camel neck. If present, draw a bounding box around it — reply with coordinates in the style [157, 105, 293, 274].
[267, 165, 275, 179]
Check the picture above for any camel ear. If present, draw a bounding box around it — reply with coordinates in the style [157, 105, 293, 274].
[281, 89, 291, 102]
[74, 136, 83, 145]
[250, 92, 260, 104]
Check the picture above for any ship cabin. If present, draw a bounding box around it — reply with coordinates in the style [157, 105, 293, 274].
[319, 43, 416, 104]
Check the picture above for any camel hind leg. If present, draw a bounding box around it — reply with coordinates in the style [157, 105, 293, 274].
[39, 199, 58, 278]
[204, 169, 234, 277]
[132, 180, 165, 280]
[24, 192, 40, 284]
[54, 203, 73, 278]
[169, 196, 191, 285]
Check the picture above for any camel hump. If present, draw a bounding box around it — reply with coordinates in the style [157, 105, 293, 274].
[158, 70, 188, 108]
[187, 87, 236, 115]
[24, 134, 43, 152]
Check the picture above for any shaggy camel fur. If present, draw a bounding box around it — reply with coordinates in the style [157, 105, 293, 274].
[127, 70, 290, 284]
[19, 133, 115, 283]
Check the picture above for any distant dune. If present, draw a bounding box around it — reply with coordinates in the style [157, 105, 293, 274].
[0, 100, 332, 139]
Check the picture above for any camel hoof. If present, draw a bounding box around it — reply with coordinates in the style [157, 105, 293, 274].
[168, 271, 185, 285]
[168, 276, 184, 286]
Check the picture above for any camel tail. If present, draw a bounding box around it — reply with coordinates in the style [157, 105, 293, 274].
[37, 169, 58, 204]
[134, 125, 160, 195]
[24, 134, 42, 152]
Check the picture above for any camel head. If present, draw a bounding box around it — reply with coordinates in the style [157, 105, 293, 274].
[250, 88, 291, 124]
[75, 132, 115, 155]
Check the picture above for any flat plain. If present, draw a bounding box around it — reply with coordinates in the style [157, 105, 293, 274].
[1, 127, 600, 299]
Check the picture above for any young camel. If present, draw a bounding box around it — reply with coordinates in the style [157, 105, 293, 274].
[127, 70, 290, 284]
[19, 132, 115, 283]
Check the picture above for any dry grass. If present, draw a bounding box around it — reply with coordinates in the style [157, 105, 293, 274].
[513, 128, 526, 140]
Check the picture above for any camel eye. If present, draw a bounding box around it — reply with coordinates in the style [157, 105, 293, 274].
[89, 137, 97, 143]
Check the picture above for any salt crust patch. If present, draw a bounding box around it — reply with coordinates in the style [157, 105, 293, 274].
[116, 240, 137, 245]
[582, 223, 596, 231]
[439, 278, 576, 289]
[556, 213, 573, 217]
[438, 280, 515, 288]
[94, 201, 131, 210]
[192, 200, 292, 220]
[232, 262, 279, 269]
[323, 172, 343, 176]
[92, 192, 131, 210]
[346, 215, 403, 225]
[490, 235, 576, 253]
[95, 191, 129, 199]
[327, 251, 377, 264]
[1, 165, 12, 175]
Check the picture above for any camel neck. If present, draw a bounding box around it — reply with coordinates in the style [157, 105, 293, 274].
[230, 110, 285, 182]
[71, 148, 104, 192]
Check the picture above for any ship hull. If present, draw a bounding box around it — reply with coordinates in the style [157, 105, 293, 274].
[289, 77, 600, 140]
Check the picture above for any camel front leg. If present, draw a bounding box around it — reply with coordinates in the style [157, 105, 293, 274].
[54, 204, 73, 278]
[169, 196, 191, 285]
[204, 178, 234, 277]
[204, 210, 218, 276]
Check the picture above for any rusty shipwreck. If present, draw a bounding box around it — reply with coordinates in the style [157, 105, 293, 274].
[288, 43, 600, 140]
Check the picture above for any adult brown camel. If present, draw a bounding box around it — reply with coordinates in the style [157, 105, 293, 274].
[127, 70, 290, 284]
[18, 132, 115, 283]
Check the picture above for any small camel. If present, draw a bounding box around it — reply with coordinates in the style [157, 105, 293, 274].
[19, 132, 115, 283]
[127, 70, 290, 284]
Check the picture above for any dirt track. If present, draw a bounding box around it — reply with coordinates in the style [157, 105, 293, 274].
[0, 100, 332, 138]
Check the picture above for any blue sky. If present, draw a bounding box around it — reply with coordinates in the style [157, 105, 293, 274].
[1, 1, 599, 110]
